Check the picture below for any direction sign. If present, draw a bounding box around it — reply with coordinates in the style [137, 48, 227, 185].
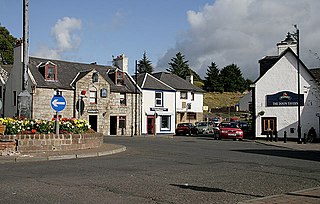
[51, 95, 66, 112]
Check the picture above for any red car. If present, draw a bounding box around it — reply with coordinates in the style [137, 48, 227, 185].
[217, 122, 243, 140]
[175, 123, 198, 136]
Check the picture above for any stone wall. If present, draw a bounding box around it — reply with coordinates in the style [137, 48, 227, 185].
[0, 133, 103, 152]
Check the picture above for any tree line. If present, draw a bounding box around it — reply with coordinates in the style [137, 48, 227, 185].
[0, 25, 251, 93]
[137, 51, 251, 93]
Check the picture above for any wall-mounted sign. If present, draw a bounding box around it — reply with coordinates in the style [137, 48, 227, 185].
[100, 88, 108, 98]
[150, 107, 168, 111]
[266, 91, 304, 106]
[87, 109, 99, 113]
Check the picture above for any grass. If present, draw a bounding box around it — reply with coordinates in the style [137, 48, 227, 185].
[203, 92, 245, 109]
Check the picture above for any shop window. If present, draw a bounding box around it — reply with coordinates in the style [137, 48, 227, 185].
[89, 89, 97, 104]
[155, 92, 162, 107]
[120, 93, 126, 106]
[180, 91, 187, 99]
[161, 116, 170, 130]
[187, 113, 196, 120]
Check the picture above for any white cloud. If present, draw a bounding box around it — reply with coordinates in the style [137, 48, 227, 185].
[157, 0, 320, 80]
[34, 17, 82, 59]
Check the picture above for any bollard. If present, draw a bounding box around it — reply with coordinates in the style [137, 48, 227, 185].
[275, 131, 278, 142]
[303, 133, 307, 144]
[284, 131, 287, 143]
[270, 131, 273, 142]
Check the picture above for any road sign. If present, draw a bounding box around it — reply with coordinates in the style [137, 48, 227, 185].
[51, 95, 66, 112]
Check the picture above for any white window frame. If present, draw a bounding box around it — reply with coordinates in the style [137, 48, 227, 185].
[155, 92, 163, 107]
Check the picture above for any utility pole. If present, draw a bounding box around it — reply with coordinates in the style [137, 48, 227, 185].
[18, 0, 32, 118]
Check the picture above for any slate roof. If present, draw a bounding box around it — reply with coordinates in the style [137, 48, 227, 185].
[309, 68, 320, 82]
[151, 72, 205, 92]
[254, 48, 316, 84]
[134, 73, 175, 91]
[29, 57, 138, 93]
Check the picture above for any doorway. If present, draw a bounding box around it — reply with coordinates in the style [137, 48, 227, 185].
[147, 116, 155, 135]
[261, 117, 277, 135]
[89, 115, 98, 132]
[110, 116, 117, 135]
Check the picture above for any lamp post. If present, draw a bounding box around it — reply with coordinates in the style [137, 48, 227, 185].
[289, 25, 302, 144]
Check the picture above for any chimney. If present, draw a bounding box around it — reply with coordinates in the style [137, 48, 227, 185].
[186, 75, 194, 84]
[276, 33, 297, 55]
[112, 54, 128, 73]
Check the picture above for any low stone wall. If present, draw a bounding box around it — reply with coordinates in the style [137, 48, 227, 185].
[0, 133, 103, 152]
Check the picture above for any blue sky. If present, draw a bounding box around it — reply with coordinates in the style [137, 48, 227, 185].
[1, 0, 320, 80]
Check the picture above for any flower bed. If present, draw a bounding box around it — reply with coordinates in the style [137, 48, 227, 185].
[0, 117, 100, 153]
[0, 117, 92, 135]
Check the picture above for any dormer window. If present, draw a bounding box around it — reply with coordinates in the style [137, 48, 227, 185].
[38, 61, 57, 81]
[46, 63, 57, 80]
[116, 71, 124, 85]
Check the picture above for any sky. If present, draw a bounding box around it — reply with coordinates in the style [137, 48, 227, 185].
[1, 0, 320, 80]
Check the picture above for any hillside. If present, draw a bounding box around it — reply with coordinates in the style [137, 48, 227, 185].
[203, 92, 246, 110]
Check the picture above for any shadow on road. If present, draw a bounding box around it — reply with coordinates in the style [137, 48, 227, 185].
[170, 184, 263, 198]
[234, 149, 320, 162]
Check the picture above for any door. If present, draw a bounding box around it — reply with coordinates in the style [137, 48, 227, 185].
[110, 116, 117, 135]
[89, 115, 98, 132]
[147, 116, 155, 135]
[261, 117, 277, 135]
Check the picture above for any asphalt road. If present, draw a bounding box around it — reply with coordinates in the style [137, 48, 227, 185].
[0, 136, 319, 204]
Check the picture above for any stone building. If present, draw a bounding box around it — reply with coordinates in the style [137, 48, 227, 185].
[4, 42, 141, 136]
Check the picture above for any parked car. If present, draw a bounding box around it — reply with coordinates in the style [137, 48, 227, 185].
[216, 122, 243, 140]
[196, 122, 214, 134]
[175, 123, 198, 136]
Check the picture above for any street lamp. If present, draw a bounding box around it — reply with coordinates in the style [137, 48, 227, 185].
[289, 24, 302, 144]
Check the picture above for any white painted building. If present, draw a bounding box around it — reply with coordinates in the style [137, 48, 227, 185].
[152, 72, 205, 125]
[251, 35, 320, 140]
[136, 73, 176, 135]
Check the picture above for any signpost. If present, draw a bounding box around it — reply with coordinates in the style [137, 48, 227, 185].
[51, 94, 66, 136]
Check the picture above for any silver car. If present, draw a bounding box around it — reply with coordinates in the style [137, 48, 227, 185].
[196, 122, 214, 134]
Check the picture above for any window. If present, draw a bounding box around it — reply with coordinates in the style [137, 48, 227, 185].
[187, 113, 196, 120]
[120, 93, 126, 106]
[92, 72, 99, 83]
[161, 116, 171, 130]
[180, 91, 187, 99]
[116, 71, 124, 85]
[45, 64, 57, 80]
[89, 90, 97, 104]
[13, 91, 16, 106]
[261, 117, 277, 135]
[155, 92, 162, 106]
[191, 92, 194, 101]
[119, 116, 126, 128]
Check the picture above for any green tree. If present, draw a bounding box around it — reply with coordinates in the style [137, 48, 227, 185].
[220, 64, 247, 92]
[204, 62, 223, 92]
[137, 51, 153, 73]
[167, 52, 190, 79]
[0, 25, 17, 65]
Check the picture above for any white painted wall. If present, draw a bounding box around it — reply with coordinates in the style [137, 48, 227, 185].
[141, 89, 176, 135]
[255, 51, 320, 139]
[176, 91, 203, 113]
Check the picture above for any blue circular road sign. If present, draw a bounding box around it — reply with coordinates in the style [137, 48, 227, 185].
[51, 95, 66, 112]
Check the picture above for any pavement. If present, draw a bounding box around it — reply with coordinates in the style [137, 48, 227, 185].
[0, 137, 319, 203]
[0, 143, 126, 164]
